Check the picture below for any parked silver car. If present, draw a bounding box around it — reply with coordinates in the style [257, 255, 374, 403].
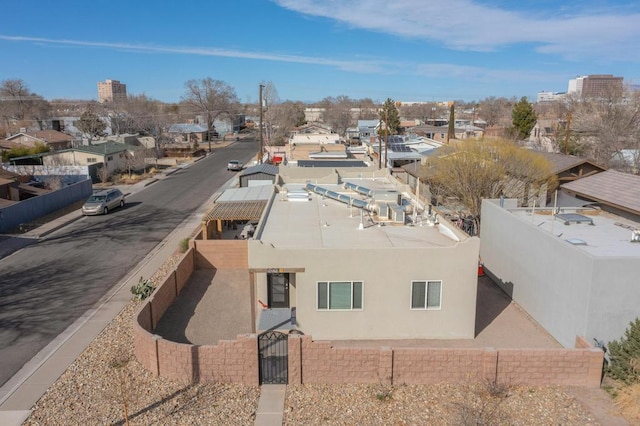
[81, 189, 125, 215]
[227, 160, 243, 171]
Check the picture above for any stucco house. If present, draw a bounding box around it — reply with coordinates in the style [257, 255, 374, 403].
[247, 167, 480, 340]
[3, 130, 73, 151]
[288, 124, 340, 145]
[42, 142, 138, 176]
[167, 123, 209, 144]
[480, 197, 640, 348]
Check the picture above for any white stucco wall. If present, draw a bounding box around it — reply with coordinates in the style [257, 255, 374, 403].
[588, 258, 640, 344]
[480, 199, 640, 348]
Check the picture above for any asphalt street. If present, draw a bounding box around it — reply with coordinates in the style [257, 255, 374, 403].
[0, 139, 258, 387]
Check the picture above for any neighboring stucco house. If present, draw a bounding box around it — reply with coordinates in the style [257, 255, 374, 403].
[288, 123, 340, 145]
[42, 142, 137, 176]
[167, 123, 209, 144]
[3, 130, 73, 151]
[247, 167, 480, 340]
[480, 197, 640, 348]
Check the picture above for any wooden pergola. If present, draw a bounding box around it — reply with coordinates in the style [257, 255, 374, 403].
[201, 200, 268, 240]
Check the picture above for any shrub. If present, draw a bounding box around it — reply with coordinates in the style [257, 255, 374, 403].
[178, 237, 190, 253]
[607, 318, 640, 385]
[130, 277, 155, 300]
[451, 380, 512, 426]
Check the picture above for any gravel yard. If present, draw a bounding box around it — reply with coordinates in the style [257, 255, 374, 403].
[23, 253, 624, 425]
[284, 384, 600, 425]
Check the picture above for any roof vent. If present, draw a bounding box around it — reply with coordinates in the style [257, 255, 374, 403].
[565, 238, 587, 246]
[632, 230, 640, 243]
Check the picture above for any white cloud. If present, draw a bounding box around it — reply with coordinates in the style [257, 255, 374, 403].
[0, 34, 561, 85]
[0, 34, 387, 73]
[273, 0, 640, 61]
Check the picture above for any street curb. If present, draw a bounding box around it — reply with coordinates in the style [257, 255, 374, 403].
[37, 213, 83, 238]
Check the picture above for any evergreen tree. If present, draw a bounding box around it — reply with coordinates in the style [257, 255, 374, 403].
[378, 98, 400, 137]
[511, 97, 537, 140]
[607, 318, 640, 385]
[447, 103, 455, 143]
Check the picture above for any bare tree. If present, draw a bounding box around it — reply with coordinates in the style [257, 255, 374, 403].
[400, 102, 439, 123]
[258, 81, 306, 146]
[262, 81, 279, 146]
[181, 78, 239, 148]
[0, 79, 51, 133]
[478, 97, 515, 128]
[76, 106, 107, 144]
[426, 138, 557, 230]
[322, 95, 355, 137]
[569, 86, 640, 169]
[356, 98, 379, 120]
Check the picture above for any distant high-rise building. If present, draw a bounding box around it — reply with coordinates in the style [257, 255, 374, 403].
[537, 91, 565, 102]
[567, 74, 623, 99]
[97, 79, 127, 103]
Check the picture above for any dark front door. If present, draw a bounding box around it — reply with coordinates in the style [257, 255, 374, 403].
[258, 331, 288, 384]
[268, 273, 289, 308]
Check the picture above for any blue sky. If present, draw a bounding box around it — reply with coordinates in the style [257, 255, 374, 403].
[2, 0, 639, 104]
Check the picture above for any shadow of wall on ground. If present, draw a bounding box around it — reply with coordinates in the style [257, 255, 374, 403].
[474, 274, 513, 337]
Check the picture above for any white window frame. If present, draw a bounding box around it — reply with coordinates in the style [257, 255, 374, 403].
[316, 281, 363, 311]
[410, 280, 442, 310]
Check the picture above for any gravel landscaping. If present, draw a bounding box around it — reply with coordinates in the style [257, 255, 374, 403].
[22, 253, 624, 425]
[284, 383, 600, 425]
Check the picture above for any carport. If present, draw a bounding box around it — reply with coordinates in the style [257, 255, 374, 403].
[201, 200, 267, 239]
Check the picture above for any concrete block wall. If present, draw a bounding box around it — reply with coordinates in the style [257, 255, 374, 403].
[496, 348, 603, 387]
[156, 338, 195, 382]
[133, 245, 258, 384]
[288, 334, 303, 384]
[193, 240, 248, 269]
[150, 271, 177, 329]
[196, 336, 259, 384]
[175, 248, 195, 293]
[298, 336, 389, 384]
[393, 348, 495, 385]
[291, 339, 603, 388]
[133, 304, 156, 373]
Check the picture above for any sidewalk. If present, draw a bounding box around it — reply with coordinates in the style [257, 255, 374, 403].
[0, 156, 233, 425]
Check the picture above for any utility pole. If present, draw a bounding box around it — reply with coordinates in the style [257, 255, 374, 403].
[378, 121, 382, 169]
[259, 84, 264, 164]
[564, 111, 572, 155]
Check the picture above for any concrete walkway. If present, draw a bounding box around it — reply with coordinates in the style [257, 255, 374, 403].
[255, 385, 286, 426]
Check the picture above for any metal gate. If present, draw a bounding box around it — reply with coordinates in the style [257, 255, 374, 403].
[258, 331, 288, 384]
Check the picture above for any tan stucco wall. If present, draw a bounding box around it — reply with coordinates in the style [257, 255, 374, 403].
[249, 237, 479, 340]
[44, 150, 127, 174]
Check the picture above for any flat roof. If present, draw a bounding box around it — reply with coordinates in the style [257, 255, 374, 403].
[259, 178, 462, 249]
[509, 207, 640, 257]
[215, 185, 273, 202]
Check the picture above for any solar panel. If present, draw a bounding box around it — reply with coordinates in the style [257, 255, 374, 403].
[389, 144, 412, 152]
